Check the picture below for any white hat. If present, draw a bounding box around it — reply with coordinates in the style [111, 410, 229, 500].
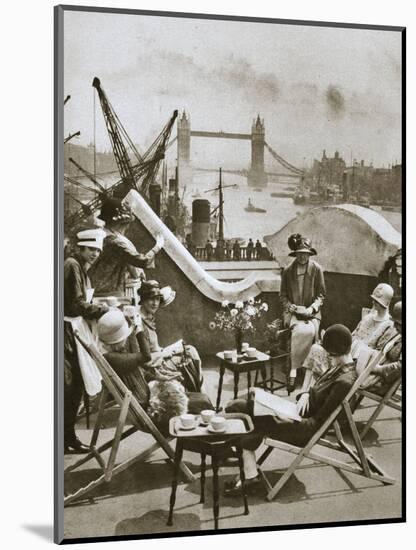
[370, 283, 394, 309]
[97, 310, 132, 345]
[77, 228, 106, 251]
[160, 286, 176, 308]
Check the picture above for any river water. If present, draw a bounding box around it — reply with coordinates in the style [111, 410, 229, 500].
[182, 172, 401, 245]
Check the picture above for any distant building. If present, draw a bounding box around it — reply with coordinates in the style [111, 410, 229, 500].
[304, 152, 401, 206]
[306, 150, 346, 198]
[343, 160, 374, 199]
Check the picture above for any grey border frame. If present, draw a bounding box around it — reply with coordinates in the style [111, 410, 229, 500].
[54, 4, 405, 544]
[54, 4, 65, 545]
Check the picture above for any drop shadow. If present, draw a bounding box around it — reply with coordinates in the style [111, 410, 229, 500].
[21, 524, 53, 542]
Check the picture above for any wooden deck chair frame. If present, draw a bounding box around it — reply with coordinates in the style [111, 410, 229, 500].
[357, 376, 402, 439]
[256, 350, 395, 502]
[64, 329, 196, 506]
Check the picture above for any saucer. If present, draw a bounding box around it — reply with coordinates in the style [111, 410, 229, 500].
[178, 423, 197, 431]
[207, 424, 227, 434]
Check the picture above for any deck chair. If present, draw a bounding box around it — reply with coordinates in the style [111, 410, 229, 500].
[356, 376, 402, 439]
[256, 348, 395, 502]
[64, 329, 196, 506]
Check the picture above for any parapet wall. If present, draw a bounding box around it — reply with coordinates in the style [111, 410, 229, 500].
[125, 193, 400, 355]
[125, 191, 280, 354]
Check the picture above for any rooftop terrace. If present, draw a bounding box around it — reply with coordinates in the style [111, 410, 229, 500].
[64, 358, 402, 540]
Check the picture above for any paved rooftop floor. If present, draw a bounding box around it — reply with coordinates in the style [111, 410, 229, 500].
[63, 357, 402, 541]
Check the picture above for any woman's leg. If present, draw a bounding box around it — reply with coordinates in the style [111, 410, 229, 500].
[300, 343, 330, 391]
[290, 320, 316, 378]
[186, 345, 205, 391]
[169, 346, 204, 393]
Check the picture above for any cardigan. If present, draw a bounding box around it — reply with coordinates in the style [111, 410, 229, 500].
[280, 259, 326, 320]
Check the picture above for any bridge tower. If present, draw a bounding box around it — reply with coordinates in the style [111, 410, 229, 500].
[177, 111, 193, 189]
[248, 115, 267, 187]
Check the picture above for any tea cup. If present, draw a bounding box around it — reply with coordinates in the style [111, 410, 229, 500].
[247, 347, 257, 358]
[210, 416, 226, 431]
[179, 413, 196, 429]
[200, 409, 216, 424]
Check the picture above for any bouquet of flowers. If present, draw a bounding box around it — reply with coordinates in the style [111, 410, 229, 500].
[209, 297, 269, 352]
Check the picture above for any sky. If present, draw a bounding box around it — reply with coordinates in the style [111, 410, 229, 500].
[64, 10, 402, 170]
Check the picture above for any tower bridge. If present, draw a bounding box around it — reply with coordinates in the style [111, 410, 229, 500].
[177, 111, 304, 188]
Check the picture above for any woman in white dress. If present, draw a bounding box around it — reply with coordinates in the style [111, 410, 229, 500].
[137, 280, 204, 393]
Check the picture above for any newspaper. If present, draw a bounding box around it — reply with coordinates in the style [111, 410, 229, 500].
[254, 388, 302, 421]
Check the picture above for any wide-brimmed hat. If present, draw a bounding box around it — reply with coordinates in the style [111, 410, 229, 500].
[160, 286, 176, 308]
[97, 310, 132, 345]
[322, 324, 352, 356]
[288, 233, 317, 257]
[98, 196, 132, 224]
[370, 283, 394, 309]
[138, 280, 163, 302]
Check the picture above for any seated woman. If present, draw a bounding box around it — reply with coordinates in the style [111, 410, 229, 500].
[367, 300, 401, 351]
[351, 283, 394, 356]
[97, 309, 213, 434]
[362, 301, 402, 393]
[224, 324, 356, 496]
[297, 283, 395, 414]
[138, 280, 204, 393]
[280, 234, 326, 392]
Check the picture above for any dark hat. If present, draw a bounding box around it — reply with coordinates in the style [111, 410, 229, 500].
[98, 196, 132, 224]
[288, 233, 317, 256]
[392, 301, 402, 324]
[322, 324, 352, 356]
[138, 280, 162, 302]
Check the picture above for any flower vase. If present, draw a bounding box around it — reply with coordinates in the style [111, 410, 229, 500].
[235, 329, 243, 355]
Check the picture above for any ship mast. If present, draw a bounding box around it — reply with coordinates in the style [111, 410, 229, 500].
[218, 167, 224, 242]
[204, 168, 236, 241]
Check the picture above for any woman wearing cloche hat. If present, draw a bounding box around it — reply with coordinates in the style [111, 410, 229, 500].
[350, 283, 394, 360]
[224, 324, 356, 497]
[280, 233, 326, 392]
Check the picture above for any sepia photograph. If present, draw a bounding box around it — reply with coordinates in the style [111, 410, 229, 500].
[56, 5, 404, 543]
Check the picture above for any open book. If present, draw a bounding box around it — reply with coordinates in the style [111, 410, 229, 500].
[254, 388, 302, 421]
[162, 339, 184, 356]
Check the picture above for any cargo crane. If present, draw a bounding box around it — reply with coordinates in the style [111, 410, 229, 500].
[66, 78, 178, 228]
[68, 157, 107, 193]
[92, 76, 178, 200]
[92, 77, 139, 198]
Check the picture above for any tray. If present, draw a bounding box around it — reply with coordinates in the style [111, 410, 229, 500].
[217, 350, 270, 364]
[169, 412, 254, 438]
